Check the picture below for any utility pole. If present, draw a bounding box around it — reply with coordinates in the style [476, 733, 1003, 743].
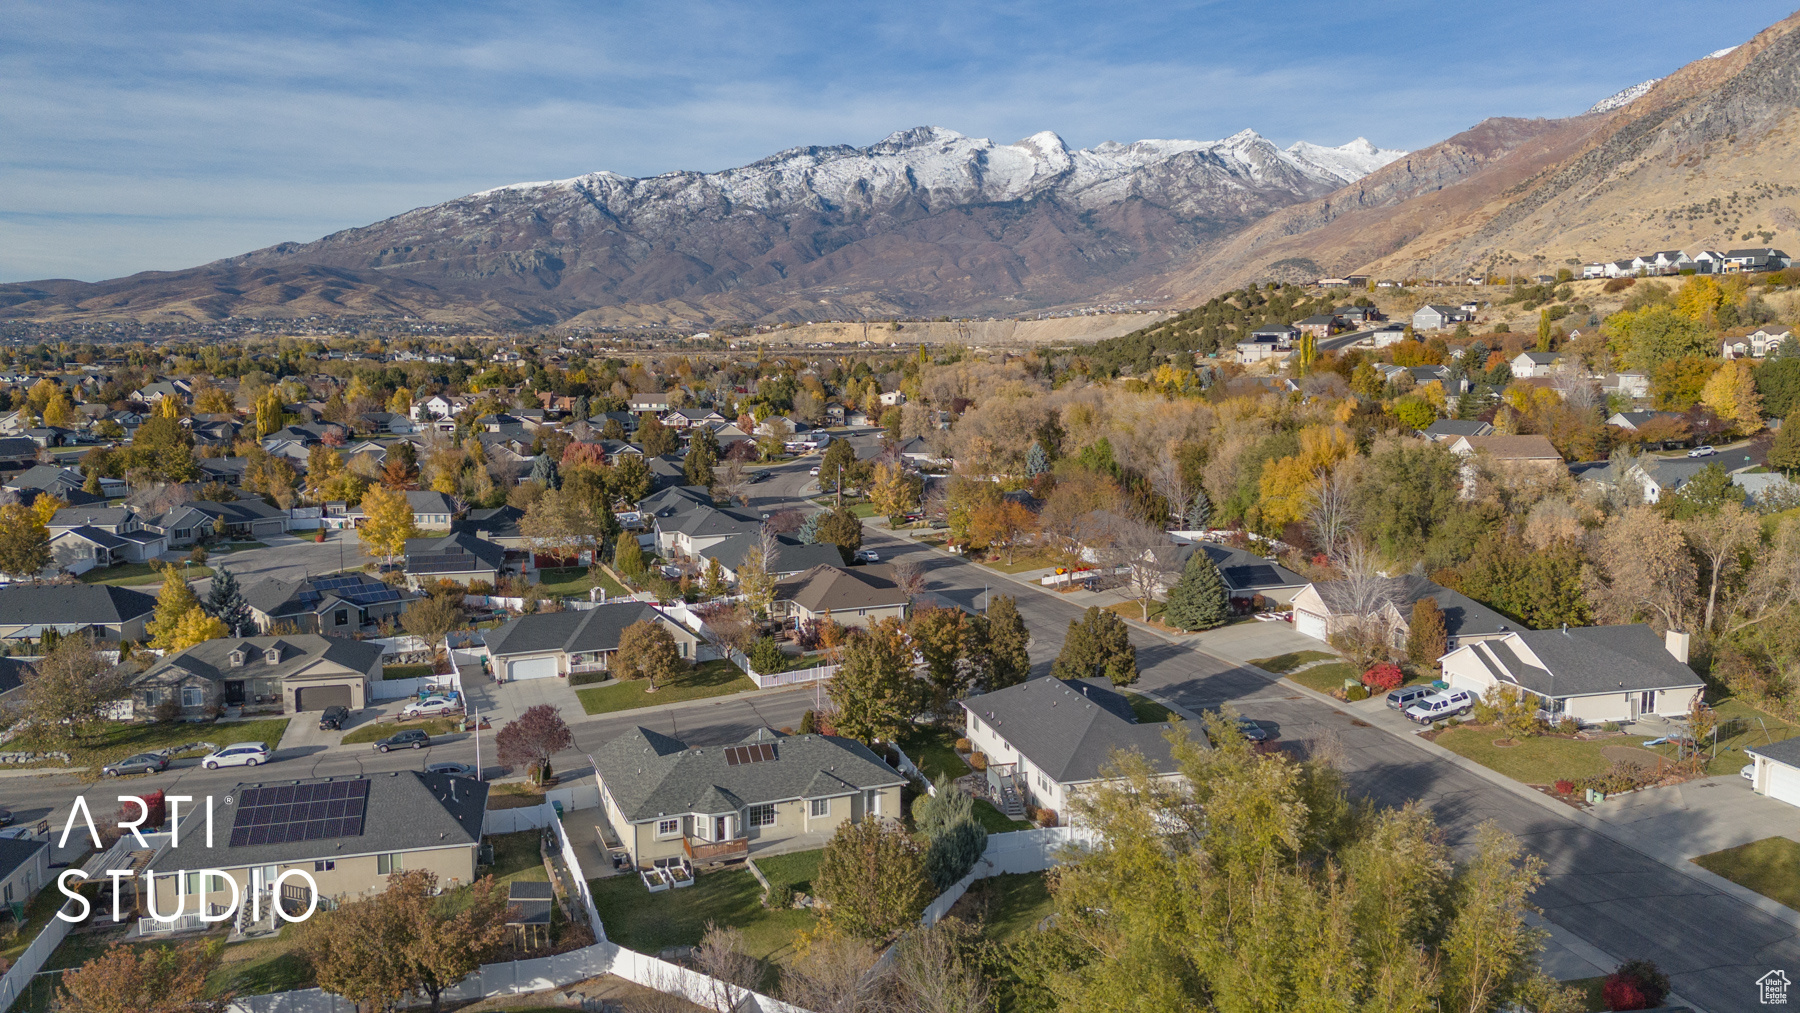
[836, 464, 843, 510]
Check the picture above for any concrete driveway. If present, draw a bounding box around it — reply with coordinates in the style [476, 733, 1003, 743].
[1590, 773, 1800, 862]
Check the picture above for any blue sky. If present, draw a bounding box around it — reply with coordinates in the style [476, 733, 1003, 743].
[5, 0, 1795, 282]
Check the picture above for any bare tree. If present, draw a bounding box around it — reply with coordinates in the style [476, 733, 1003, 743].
[721, 457, 751, 505]
[1099, 515, 1177, 621]
[1305, 468, 1356, 558]
[780, 928, 890, 1013]
[892, 923, 987, 1013]
[889, 558, 929, 602]
[1143, 448, 1195, 532]
[1549, 362, 1602, 418]
[691, 922, 764, 1013]
[1323, 540, 1401, 667]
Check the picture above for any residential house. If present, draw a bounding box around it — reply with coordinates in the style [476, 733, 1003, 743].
[460, 505, 527, 550]
[155, 499, 289, 541]
[1420, 419, 1494, 443]
[134, 380, 192, 405]
[1164, 541, 1308, 608]
[1335, 304, 1384, 325]
[1291, 574, 1516, 653]
[653, 501, 762, 560]
[1448, 435, 1565, 492]
[145, 772, 486, 920]
[356, 411, 414, 435]
[1234, 336, 1287, 364]
[241, 574, 415, 636]
[1582, 263, 1608, 279]
[1371, 324, 1408, 348]
[660, 408, 727, 431]
[4, 464, 115, 504]
[878, 391, 906, 407]
[1688, 250, 1727, 273]
[1411, 305, 1470, 331]
[1294, 314, 1340, 340]
[128, 633, 384, 715]
[48, 507, 168, 565]
[0, 839, 50, 912]
[1439, 626, 1702, 725]
[1576, 457, 1722, 505]
[1599, 372, 1652, 399]
[404, 491, 461, 529]
[1735, 472, 1800, 509]
[0, 584, 157, 643]
[961, 677, 1188, 819]
[1722, 326, 1792, 360]
[628, 395, 672, 413]
[1607, 410, 1687, 433]
[1510, 351, 1562, 378]
[772, 564, 911, 630]
[483, 602, 703, 681]
[410, 395, 469, 423]
[590, 410, 640, 434]
[1648, 250, 1692, 273]
[403, 532, 522, 588]
[1723, 248, 1792, 272]
[594, 726, 905, 869]
[0, 437, 40, 473]
[698, 534, 845, 584]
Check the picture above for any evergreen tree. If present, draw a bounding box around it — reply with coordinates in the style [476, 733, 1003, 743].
[206, 567, 254, 637]
[685, 430, 719, 487]
[1455, 388, 1482, 420]
[981, 595, 1032, 690]
[1052, 607, 1138, 686]
[816, 507, 864, 566]
[1163, 551, 1230, 631]
[1185, 488, 1212, 530]
[796, 511, 823, 544]
[1025, 441, 1049, 478]
[529, 454, 561, 490]
[1770, 415, 1800, 473]
[613, 535, 646, 580]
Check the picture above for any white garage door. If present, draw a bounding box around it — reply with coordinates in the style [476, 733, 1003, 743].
[508, 656, 560, 681]
[1294, 610, 1329, 643]
[1768, 761, 1800, 807]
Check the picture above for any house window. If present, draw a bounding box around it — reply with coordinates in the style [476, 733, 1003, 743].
[144, 689, 161, 707]
[314, 861, 335, 872]
[377, 854, 402, 875]
[749, 804, 776, 827]
[656, 819, 680, 838]
[810, 798, 831, 818]
[334, 610, 349, 627]
[180, 687, 203, 708]
[680, 641, 688, 657]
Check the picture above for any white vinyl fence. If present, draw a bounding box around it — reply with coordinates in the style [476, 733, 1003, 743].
[0, 899, 75, 1013]
[919, 826, 1096, 927]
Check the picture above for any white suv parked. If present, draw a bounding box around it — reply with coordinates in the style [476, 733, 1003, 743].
[1404, 689, 1476, 724]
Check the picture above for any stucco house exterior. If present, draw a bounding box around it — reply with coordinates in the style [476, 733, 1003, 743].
[1291, 575, 1515, 654]
[482, 602, 703, 682]
[594, 726, 905, 869]
[126, 634, 384, 715]
[1438, 626, 1702, 725]
[773, 564, 911, 630]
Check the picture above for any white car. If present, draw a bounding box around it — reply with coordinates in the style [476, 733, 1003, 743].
[854, 548, 880, 562]
[202, 742, 271, 769]
[1403, 689, 1476, 725]
[1743, 763, 1756, 781]
[1688, 445, 1717, 458]
[401, 696, 460, 719]
[809, 467, 821, 476]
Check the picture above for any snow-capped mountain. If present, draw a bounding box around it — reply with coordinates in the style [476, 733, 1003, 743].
[1588, 79, 1660, 114]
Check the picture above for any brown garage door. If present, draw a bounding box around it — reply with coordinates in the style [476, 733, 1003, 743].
[295, 685, 352, 711]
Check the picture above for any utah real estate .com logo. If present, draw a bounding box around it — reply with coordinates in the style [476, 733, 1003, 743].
[1762, 969, 1792, 1005]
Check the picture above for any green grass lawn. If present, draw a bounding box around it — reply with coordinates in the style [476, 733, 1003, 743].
[0, 889, 73, 963]
[10, 718, 291, 774]
[974, 551, 1062, 574]
[77, 562, 213, 586]
[1688, 698, 1800, 776]
[1104, 600, 1168, 625]
[536, 566, 629, 600]
[897, 725, 970, 783]
[755, 651, 828, 674]
[381, 663, 436, 680]
[576, 660, 756, 715]
[754, 849, 823, 896]
[590, 867, 816, 962]
[1287, 663, 1359, 693]
[487, 829, 552, 887]
[340, 716, 461, 744]
[1693, 837, 1800, 910]
[1248, 651, 1337, 674]
[1124, 693, 1175, 723]
[954, 871, 1053, 943]
[973, 799, 1034, 834]
[211, 926, 314, 995]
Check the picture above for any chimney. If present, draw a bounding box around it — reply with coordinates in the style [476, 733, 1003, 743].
[1665, 629, 1691, 665]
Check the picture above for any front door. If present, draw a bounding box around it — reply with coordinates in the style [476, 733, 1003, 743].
[715, 816, 728, 841]
[1640, 690, 1656, 715]
[224, 681, 245, 705]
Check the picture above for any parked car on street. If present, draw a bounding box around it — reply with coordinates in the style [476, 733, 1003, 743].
[809, 467, 821, 476]
[317, 705, 350, 731]
[853, 548, 880, 562]
[425, 761, 477, 778]
[1688, 445, 1717, 457]
[1235, 716, 1268, 742]
[376, 729, 432, 752]
[102, 752, 170, 777]
[0, 809, 13, 827]
[202, 742, 271, 769]
[1404, 689, 1476, 724]
[1386, 686, 1435, 710]
[400, 696, 459, 719]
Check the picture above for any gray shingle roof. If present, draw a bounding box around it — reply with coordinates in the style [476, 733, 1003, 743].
[960, 677, 1192, 784]
[1747, 737, 1800, 768]
[405, 532, 507, 573]
[1461, 625, 1701, 698]
[594, 726, 904, 823]
[0, 838, 47, 883]
[149, 771, 487, 873]
[134, 633, 383, 688]
[1312, 574, 1514, 640]
[703, 534, 844, 575]
[0, 583, 157, 625]
[774, 565, 909, 613]
[49, 507, 134, 529]
[484, 602, 666, 658]
[404, 491, 458, 515]
[1171, 543, 1307, 594]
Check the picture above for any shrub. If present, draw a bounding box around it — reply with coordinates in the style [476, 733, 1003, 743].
[1557, 717, 1580, 735]
[954, 738, 971, 752]
[1553, 780, 1576, 795]
[569, 670, 610, 687]
[467, 580, 495, 595]
[1603, 277, 1636, 294]
[1602, 721, 1621, 732]
[799, 710, 817, 734]
[1361, 663, 1404, 693]
[1345, 684, 1370, 701]
[763, 884, 795, 910]
[968, 752, 988, 771]
[1034, 808, 1059, 827]
[1602, 959, 1669, 1010]
[749, 636, 786, 673]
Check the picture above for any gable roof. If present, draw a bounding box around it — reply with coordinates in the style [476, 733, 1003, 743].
[134, 633, 384, 687]
[1457, 625, 1700, 699]
[1309, 574, 1514, 640]
[404, 532, 508, 573]
[593, 726, 904, 823]
[0, 583, 157, 625]
[960, 677, 1192, 784]
[484, 602, 671, 658]
[150, 771, 487, 873]
[0, 838, 47, 884]
[1423, 419, 1492, 438]
[775, 564, 910, 613]
[404, 491, 458, 515]
[1454, 434, 1562, 461]
[1170, 543, 1306, 594]
[702, 534, 844, 575]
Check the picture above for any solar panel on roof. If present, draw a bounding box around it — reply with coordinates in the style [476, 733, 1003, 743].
[229, 778, 370, 848]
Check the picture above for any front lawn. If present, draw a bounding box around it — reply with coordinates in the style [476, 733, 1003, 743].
[536, 566, 629, 600]
[949, 871, 1053, 943]
[590, 866, 815, 962]
[341, 716, 462, 744]
[1248, 651, 1337, 674]
[755, 651, 829, 675]
[1287, 663, 1359, 693]
[77, 562, 214, 586]
[1432, 727, 1615, 785]
[897, 725, 970, 783]
[382, 663, 436, 680]
[973, 551, 1062, 574]
[576, 660, 756, 715]
[487, 829, 552, 887]
[9, 717, 292, 774]
[1693, 837, 1800, 911]
[1103, 600, 1168, 627]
